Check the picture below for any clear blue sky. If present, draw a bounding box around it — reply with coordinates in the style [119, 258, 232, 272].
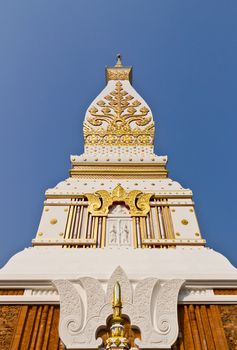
[0, 1, 236, 267]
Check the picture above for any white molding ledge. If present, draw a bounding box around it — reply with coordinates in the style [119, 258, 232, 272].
[0, 294, 237, 305]
[0, 295, 59, 304]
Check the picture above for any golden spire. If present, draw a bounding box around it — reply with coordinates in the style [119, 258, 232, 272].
[106, 282, 129, 349]
[105, 54, 132, 83]
[114, 54, 123, 68]
[83, 55, 155, 147]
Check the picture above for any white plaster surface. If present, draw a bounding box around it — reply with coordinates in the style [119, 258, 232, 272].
[71, 146, 167, 164]
[46, 177, 189, 195]
[0, 246, 236, 282]
[170, 206, 201, 239]
[37, 205, 68, 239]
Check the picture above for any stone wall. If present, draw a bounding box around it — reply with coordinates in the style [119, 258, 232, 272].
[0, 304, 65, 350]
[0, 300, 236, 349]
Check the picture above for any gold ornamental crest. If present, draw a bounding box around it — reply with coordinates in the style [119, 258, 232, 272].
[83, 81, 155, 146]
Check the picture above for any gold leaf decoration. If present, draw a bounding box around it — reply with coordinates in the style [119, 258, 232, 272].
[112, 184, 127, 202]
[84, 81, 154, 146]
[136, 193, 153, 213]
[85, 193, 102, 213]
[84, 185, 153, 217]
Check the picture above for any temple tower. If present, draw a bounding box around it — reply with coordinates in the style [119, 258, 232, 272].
[0, 56, 237, 349]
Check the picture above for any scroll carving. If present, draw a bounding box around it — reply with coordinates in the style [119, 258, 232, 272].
[53, 280, 84, 347]
[134, 279, 184, 348]
[54, 268, 184, 349]
[85, 184, 153, 217]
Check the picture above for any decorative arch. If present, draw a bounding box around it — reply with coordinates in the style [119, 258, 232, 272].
[84, 184, 153, 217]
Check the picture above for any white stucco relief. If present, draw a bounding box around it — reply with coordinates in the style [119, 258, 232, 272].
[107, 204, 132, 248]
[53, 266, 184, 349]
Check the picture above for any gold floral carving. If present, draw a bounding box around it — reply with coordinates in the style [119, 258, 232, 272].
[83, 81, 154, 146]
[107, 69, 131, 81]
[84, 184, 153, 216]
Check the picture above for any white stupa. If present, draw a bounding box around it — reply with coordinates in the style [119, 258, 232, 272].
[0, 55, 236, 350]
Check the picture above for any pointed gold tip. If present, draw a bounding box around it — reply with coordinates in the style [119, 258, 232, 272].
[113, 281, 122, 307]
[115, 53, 123, 68]
[112, 281, 123, 325]
[106, 281, 129, 349]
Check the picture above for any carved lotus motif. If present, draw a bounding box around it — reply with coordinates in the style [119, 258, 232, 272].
[53, 267, 184, 349]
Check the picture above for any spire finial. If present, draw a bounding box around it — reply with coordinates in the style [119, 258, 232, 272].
[112, 282, 122, 316]
[105, 55, 132, 83]
[115, 53, 123, 68]
[106, 282, 129, 350]
[112, 281, 123, 322]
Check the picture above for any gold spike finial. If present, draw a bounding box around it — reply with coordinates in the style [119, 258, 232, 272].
[115, 53, 123, 68]
[113, 281, 122, 307]
[112, 281, 123, 324]
[106, 282, 129, 349]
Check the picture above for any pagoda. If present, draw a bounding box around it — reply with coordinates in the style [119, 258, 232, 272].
[0, 56, 237, 350]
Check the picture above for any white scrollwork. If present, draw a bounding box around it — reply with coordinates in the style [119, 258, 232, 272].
[80, 277, 105, 319]
[65, 317, 82, 334]
[157, 315, 170, 334]
[53, 280, 84, 346]
[154, 280, 185, 346]
[53, 269, 184, 349]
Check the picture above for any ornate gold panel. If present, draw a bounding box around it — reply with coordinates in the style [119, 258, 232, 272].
[70, 164, 168, 179]
[84, 184, 153, 217]
[84, 81, 154, 146]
